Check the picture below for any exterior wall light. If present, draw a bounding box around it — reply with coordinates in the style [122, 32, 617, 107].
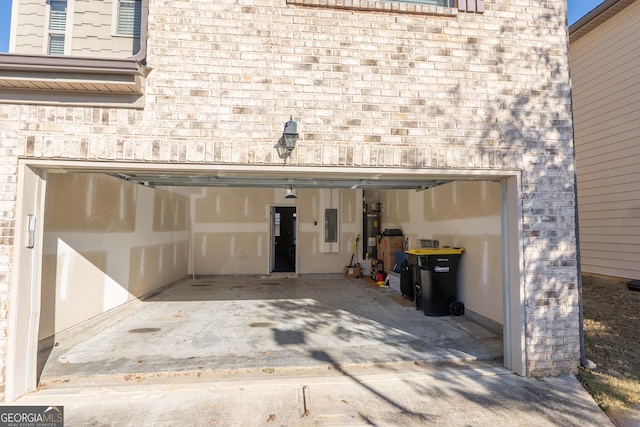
[276, 116, 299, 164]
[283, 116, 298, 152]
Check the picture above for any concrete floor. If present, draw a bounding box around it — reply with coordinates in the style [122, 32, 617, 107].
[39, 274, 503, 384]
[19, 275, 614, 426]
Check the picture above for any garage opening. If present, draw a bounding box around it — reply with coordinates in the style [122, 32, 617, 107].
[7, 162, 524, 400]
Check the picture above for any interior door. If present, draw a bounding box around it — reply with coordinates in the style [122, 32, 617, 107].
[271, 206, 296, 273]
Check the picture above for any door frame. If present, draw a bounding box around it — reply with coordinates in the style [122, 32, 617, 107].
[6, 164, 46, 401]
[5, 159, 527, 400]
[501, 175, 526, 375]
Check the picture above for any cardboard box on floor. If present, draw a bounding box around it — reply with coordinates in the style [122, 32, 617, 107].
[344, 266, 361, 278]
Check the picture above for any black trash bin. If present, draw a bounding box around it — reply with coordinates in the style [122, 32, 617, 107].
[400, 259, 414, 301]
[405, 252, 421, 310]
[406, 248, 464, 316]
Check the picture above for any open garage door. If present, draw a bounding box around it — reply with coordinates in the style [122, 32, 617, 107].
[7, 161, 525, 400]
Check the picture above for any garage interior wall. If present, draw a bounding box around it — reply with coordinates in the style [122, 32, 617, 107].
[377, 181, 503, 325]
[39, 175, 501, 340]
[39, 173, 190, 340]
[192, 187, 361, 275]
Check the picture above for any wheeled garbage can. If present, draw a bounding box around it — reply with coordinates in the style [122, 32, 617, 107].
[405, 248, 464, 316]
[400, 259, 414, 301]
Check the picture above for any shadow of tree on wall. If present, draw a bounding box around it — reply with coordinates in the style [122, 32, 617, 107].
[448, 11, 580, 377]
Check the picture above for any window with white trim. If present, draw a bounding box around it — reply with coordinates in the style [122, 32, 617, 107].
[48, 0, 67, 55]
[117, 0, 142, 36]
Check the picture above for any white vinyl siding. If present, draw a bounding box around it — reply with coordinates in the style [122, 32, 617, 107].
[571, 0, 640, 280]
[117, 0, 141, 36]
[47, 0, 67, 55]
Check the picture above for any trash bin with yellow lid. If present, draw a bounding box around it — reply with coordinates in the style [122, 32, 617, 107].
[405, 247, 464, 316]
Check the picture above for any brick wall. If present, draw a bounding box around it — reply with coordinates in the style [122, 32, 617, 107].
[0, 0, 578, 394]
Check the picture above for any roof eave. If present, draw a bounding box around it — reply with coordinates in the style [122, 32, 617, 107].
[569, 0, 637, 42]
[0, 53, 146, 76]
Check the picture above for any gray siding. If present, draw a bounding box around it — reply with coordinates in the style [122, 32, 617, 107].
[12, 0, 46, 54]
[72, 0, 140, 57]
[12, 0, 139, 57]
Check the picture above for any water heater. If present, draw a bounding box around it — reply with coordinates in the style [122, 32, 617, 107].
[365, 213, 380, 259]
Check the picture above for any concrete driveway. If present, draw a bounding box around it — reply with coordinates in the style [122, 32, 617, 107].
[9, 274, 611, 426]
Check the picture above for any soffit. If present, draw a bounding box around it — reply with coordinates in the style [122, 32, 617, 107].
[0, 54, 146, 94]
[569, 0, 637, 43]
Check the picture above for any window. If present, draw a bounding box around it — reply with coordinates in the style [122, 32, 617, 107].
[48, 0, 67, 55]
[117, 0, 142, 36]
[274, 213, 281, 237]
[285, 0, 464, 17]
[325, 209, 338, 243]
[403, 0, 448, 4]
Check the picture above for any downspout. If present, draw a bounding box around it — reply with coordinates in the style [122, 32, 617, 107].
[566, 13, 596, 371]
[131, 0, 149, 64]
[573, 159, 596, 370]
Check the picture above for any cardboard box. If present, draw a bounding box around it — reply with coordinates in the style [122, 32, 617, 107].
[377, 236, 404, 256]
[381, 252, 397, 273]
[343, 266, 361, 278]
[377, 236, 404, 273]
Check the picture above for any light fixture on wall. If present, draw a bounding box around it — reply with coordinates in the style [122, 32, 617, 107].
[285, 187, 298, 199]
[276, 116, 299, 164]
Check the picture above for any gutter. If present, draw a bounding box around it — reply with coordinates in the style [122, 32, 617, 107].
[0, 54, 145, 75]
[131, 0, 150, 63]
[569, 0, 636, 42]
[570, 0, 621, 34]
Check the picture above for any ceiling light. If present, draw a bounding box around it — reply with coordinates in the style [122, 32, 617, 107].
[285, 187, 298, 199]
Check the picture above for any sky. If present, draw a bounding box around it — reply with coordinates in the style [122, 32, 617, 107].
[0, 0, 608, 54]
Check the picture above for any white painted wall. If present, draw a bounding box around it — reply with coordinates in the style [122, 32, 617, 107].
[39, 173, 189, 340]
[191, 187, 362, 275]
[377, 181, 503, 324]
